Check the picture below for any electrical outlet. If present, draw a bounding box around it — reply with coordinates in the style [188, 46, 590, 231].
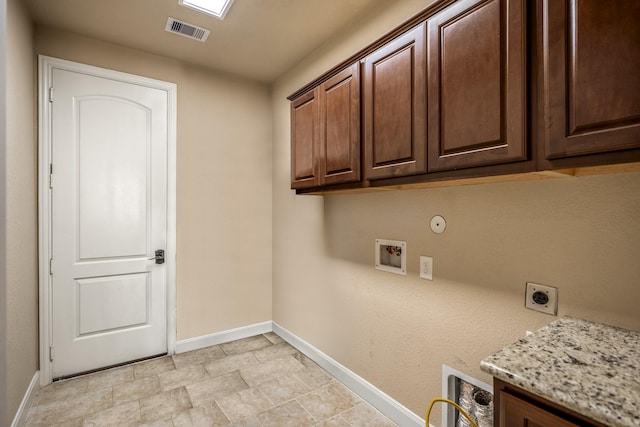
[525, 282, 558, 315]
[420, 256, 433, 280]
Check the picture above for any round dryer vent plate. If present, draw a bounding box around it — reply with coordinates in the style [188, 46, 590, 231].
[430, 215, 446, 234]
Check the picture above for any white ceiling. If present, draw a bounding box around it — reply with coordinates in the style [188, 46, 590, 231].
[24, 0, 390, 83]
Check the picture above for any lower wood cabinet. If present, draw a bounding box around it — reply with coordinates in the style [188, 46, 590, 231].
[500, 391, 581, 427]
[494, 379, 608, 427]
[540, 0, 640, 163]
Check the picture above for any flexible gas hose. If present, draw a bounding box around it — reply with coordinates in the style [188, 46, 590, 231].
[425, 398, 479, 427]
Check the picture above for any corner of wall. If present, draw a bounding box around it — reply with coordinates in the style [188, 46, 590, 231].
[5, 0, 38, 422]
[0, 0, 9, 422]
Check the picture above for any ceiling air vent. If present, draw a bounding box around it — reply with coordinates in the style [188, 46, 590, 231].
[165, 17, 211, 42]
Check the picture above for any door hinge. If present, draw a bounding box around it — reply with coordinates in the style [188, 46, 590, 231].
[49, 345, 54, 362]
[49, 258, 53, 275]
[49, 163, 53, 189]
[49, 87, 54, 103]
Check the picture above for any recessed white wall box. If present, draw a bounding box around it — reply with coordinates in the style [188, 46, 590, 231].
[375, 239, 406, 275]
[442, 365, 493, 427]
[430, 215, 447, 234]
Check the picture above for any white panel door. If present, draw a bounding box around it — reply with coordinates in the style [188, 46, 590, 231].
[51, 67, 168, 378]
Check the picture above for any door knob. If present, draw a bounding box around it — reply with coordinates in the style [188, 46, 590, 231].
[148, 249, 165, 264]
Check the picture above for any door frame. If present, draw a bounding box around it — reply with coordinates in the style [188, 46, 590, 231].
[37, 55, 177, 385]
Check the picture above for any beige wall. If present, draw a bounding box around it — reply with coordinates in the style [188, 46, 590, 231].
[272, 0, 640, 423]
[5, 0, 37, 423]
[0, 0, 7, 422]
[34, 27, 273, 341]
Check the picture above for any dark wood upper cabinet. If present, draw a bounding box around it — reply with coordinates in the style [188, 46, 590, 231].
[320, 63, 361, 186]
[291, 62, 360, 190]
[541, 0, 640, 160]
[288, 0, 640, 193]
[427, 0, 527, 172]
[363, 23, 427, 180]
[291, 89, 320, 189]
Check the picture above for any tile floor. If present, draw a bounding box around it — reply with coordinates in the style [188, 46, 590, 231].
[25, 333, 398, 426]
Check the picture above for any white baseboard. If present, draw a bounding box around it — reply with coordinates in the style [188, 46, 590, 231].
[175, 321, 273, 354]
[272, 322, 425, 427]
[11, 371, 39, 427]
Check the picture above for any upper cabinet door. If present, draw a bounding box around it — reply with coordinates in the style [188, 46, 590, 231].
[541, 0, 640, 159]
[363, 23, 427, 180]
[291, 89, 321, 189]
[320, 62, 361, 186]
[427, 0, 527, 172]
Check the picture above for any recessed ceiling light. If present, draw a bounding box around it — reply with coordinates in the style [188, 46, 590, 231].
[179, 0, 235, 20]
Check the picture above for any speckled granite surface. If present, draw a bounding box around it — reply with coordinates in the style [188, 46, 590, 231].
[480, 316, 640, 427]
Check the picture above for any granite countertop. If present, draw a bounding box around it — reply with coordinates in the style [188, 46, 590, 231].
[480, 316, 640, 427]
